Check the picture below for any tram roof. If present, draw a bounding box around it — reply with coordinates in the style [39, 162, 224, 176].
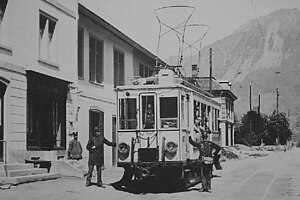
[116, 77, 208, 94]
[116, 77, 220, 106]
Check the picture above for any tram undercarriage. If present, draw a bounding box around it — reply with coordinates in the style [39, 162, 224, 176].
[118, 159, 203, 189]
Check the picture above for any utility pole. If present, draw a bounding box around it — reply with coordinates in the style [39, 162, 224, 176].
[276, 88, 279, 145]
[275, 71, 280, 146]
[249, 85, 252, 134]
[258, 93, 261, 116]
[209, 48, 212, 94]
[249, 85, 252, 111]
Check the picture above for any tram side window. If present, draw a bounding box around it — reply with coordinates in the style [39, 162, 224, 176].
[160, 97, 178, 128]
[119, 98, 137, 129]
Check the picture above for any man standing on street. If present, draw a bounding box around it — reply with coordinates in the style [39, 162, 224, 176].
[189, 133, 221, 192]
[85, 126, 116, 188]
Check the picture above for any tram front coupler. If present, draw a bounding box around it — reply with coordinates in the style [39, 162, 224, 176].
[131, 163, 160, 180]
[136, 166, 150, 180]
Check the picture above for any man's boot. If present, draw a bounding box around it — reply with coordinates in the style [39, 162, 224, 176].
[199, 176, 208, 192]
[85, 181, 92, 187]
[97, 169, 105, 188]
[207, 179, 211, 191]
[85, 174, 92, 187]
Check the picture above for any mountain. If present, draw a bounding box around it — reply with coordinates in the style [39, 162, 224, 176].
[178, 8, 300, 141]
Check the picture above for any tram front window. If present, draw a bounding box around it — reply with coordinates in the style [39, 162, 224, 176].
[160, 97, 178, 128]
[142, 96, 155, 129]
[119, 98, 137, 129]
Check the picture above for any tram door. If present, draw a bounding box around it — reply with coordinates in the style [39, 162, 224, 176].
[141, 94, 156, 130]
[0, 82, 7, 162]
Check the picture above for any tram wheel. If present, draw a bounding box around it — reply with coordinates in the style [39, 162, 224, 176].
[182, 169, 201, 189]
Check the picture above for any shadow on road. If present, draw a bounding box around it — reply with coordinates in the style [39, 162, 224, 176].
[110, 179, 188, 194]
[110, 175, 221, 194]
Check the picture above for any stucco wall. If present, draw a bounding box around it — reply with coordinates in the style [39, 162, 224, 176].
[0, 61, 26, 163]
[7, 0, 77, 83]
[77, 11, 138, 167]
[0, 0, 78, 163]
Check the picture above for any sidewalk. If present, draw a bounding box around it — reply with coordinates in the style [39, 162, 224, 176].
[77, 156, 124, 183]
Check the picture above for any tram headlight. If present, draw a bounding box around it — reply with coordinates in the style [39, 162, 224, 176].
[118, 142, 130, 161]
[165, 141, 178, 159]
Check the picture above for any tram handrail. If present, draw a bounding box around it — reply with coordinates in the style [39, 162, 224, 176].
[0, 140, 7, 177]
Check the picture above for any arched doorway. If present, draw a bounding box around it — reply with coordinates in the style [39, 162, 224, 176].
[0, 81, 7, 162]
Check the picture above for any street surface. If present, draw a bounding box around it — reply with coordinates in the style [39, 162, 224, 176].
[1, 148, 300, 200]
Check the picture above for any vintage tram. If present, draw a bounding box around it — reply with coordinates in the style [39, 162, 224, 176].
[116, 69, 221, 188]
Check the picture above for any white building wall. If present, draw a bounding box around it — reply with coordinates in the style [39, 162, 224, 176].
[0, 0, 77, 162]
[8, 0, 77, 82]
[219, 123, 226, 147]
[212, 96, 236, 147]
[77, 12, 135, 167]
[77, 95, 117, 167]
[0, 62, 26, 163]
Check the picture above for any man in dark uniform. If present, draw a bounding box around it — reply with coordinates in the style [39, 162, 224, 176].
[85, 126, 116, 187]
[189, 133, 221, 192]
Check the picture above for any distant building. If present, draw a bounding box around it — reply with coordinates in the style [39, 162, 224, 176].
[186, 76, 237, 146]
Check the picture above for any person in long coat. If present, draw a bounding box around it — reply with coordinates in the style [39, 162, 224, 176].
[85, 126, 116, 187]
[68, 132, 83, 160]
[189, 133, 221, 192]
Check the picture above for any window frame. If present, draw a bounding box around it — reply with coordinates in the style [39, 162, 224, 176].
[159, 96, 178, 129]
[0, 0, 12, 54]
[78, 28, 84, 79]
[39, 10, 58, 64]
[141, 95, 155, 130]
[113, 48, 125, 88]
[89, 34, 104, 84]
[119, 98, 137, 130]
[139, 63, 153, 78]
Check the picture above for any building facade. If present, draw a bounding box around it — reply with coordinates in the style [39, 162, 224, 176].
[0, 0, 78, 163]
[213, 81, 237, 146]
[0, 0, 165, 168]
[188, 76, 237, 147]
[75, 4, 163, 167]
[213, 80, 237, 147]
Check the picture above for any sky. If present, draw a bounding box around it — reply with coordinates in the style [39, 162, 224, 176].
[79, 0, 300, 60]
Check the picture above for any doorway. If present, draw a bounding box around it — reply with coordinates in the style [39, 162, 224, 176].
[89, 109, 104, 138]
[89, 109, 104, 165]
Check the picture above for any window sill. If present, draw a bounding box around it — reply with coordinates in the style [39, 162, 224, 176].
[38, 59, 60, 70]
[89, 80, 104, 87]
[0, 43, 13, 56]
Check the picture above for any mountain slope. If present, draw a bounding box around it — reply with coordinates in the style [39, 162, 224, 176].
[182, 8, 300, 139]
